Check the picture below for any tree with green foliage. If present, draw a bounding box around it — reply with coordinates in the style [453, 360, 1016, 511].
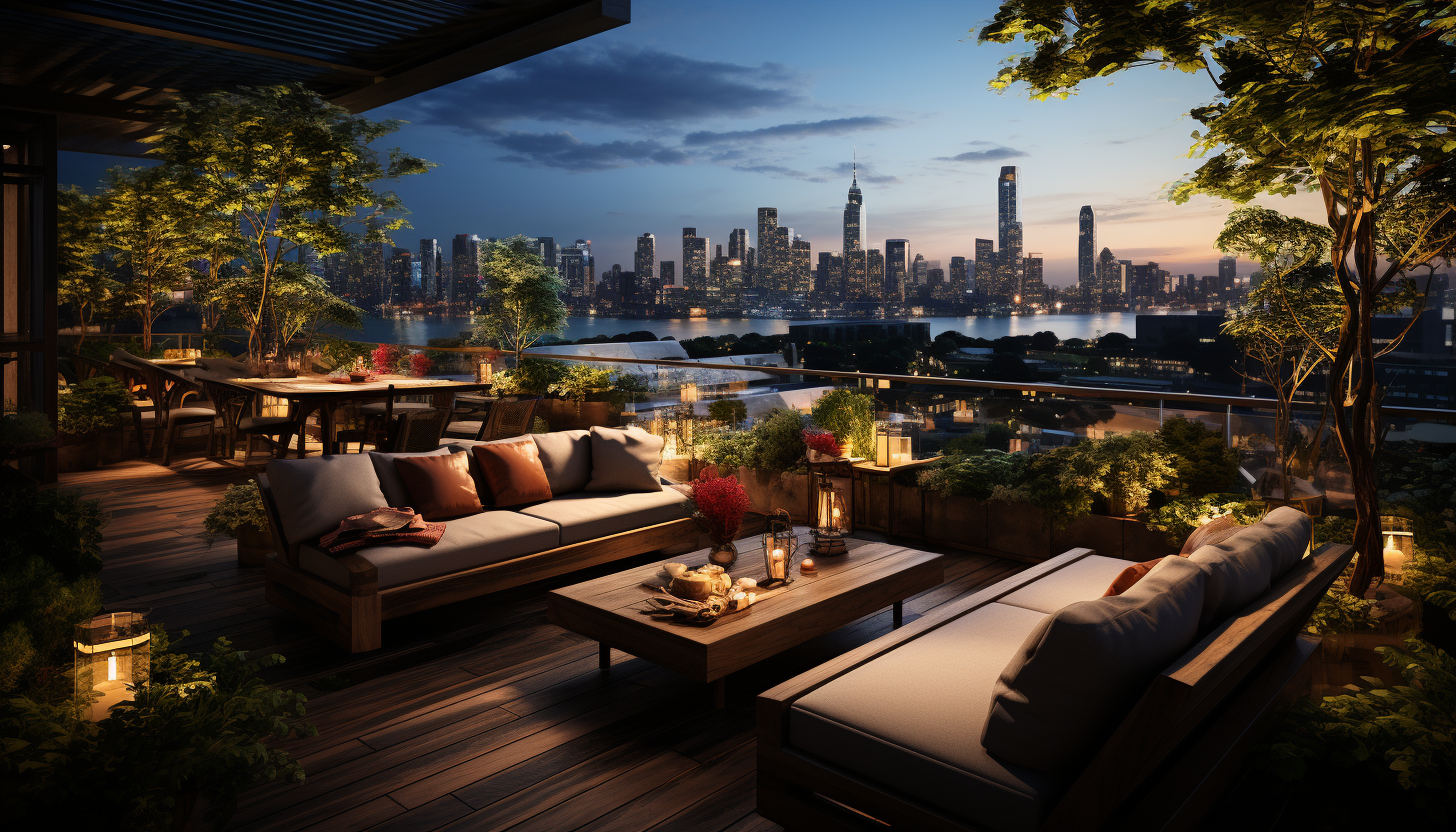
[1157, 416, 1239, 496]
[148, 83, 431, 361]
[473, 236, 567, 356]
[56, 186, 118, 348]
[708, 398, 748, 428]
[980, 1, 1456, 593]
[267, 263, 365, 356]
[99, 167, 196, 352]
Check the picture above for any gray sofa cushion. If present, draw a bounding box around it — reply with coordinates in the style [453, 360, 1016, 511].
[267, 454, 388, 543]
[791, 602, 1064, 832]
[369, 447, 452, 508]
[517, 487, 689, 545]
[585, 426, 663, 492]
[533, 430, 592, 494]
[1187, 506, 1310, 629]
[982, 556, 1209, 772]
[297, 509, 561, 589]
[996, 555, 1136, 615]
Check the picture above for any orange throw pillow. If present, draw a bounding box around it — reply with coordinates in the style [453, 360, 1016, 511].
[472, 440, 553, 507]
[1103, 557, 1170, 596]
[1180, 514, 1244, 555]
[393, 452, 483, 520]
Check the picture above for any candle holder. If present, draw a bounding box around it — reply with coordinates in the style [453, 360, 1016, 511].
[811, 472, 848, 556]
[1380, 515, 1415, 583]
[74, 609, 150, 722]
[762, 509, 795, 588]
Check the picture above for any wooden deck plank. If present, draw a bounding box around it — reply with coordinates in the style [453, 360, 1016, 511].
[59, 457, 1030, 832]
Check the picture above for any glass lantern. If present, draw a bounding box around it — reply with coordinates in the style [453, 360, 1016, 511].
[762, 509, 795, 586]
[476, 359, 493, 384]
[874, 423, 913, 468]
[1380, 515, 1415, 582]
[812, 473, 848, 556]
[74, 610, 150, 721]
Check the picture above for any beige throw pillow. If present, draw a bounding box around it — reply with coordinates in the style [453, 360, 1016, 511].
[585, 426, 664, 493]
[981, 556, 1209, 772]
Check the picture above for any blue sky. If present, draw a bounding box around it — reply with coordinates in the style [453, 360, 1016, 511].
[60, 0, 1325, 287]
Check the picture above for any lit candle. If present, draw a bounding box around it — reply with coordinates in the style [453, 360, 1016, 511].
[771, 548, 784, 562]
[747, 592, 757, 605]
[800, 558, 817, 575]
[1382, 534, 1406, 570]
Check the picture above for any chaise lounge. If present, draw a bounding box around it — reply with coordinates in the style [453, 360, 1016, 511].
[758, 507, 1351, 832]
[258, 426, 704, 652]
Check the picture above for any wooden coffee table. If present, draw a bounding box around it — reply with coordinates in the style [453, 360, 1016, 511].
[545, 538, 944, 707]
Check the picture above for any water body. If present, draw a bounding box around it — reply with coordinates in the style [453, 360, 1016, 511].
[357, 311, 1148, 346]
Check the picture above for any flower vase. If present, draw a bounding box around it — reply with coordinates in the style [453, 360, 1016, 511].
[707, 540, 738, 568]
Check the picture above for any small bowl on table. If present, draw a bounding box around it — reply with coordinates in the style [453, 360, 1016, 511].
[349, 372, 370, 383]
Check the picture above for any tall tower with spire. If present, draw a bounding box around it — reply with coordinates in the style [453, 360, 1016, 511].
[843, 151, 864, 252]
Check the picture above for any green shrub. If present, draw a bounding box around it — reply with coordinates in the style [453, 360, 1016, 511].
[707, 398, 747, 427]
[1157, 416, 1238, 495]
[0, 488, 107, 698]
[810, 389, 875, 459]
[0, 628, 315, 831]
[1062, 432, 1176, 515]
[57, 376, 132, 436]
[752, 409, 808, 475]
[0, 406, 56, 457]
[1305, 568, 1382, 635]
[1147, 493, 1266, 545]
[1259, 636, 1456, 823]
[918, 450, 1027, 501]
[490, 358, 565, 396]
[202, 481, 269, 547]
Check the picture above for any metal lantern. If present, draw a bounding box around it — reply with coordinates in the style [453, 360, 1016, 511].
[74, 610, 150, 721]
[762, 509, 795, 586]
[874, 423, 913, 468]
[1380, 515, 1415, 582]
[812, 473, 848, 556]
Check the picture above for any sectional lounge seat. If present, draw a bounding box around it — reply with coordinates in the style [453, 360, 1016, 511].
[258, 428, 703, 652]
[758, 507, 1354, 832]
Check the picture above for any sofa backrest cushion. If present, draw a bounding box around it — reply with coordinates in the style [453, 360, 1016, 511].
[585, 426, 664, 493]
[393, 452, 483, 520]
[472, 440, 553, 507]
[1187, 506, 1310, 630]
[267, 454, 389, 542]
[370, 447, 453, 507]
[982, 555, 1209, 772]
[533, 429, 592, 494]
[1179, 513, 1244, 555]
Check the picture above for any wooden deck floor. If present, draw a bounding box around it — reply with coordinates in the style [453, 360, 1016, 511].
[61, 457, 1029, 832]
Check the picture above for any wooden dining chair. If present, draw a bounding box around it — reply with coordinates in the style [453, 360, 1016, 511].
[389, 407, 452, 452]
[477, 395, 540, 441]
[198, 378, 295, 461]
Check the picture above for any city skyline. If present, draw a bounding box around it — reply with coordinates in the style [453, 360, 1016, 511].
[56, 0, 1328, 286]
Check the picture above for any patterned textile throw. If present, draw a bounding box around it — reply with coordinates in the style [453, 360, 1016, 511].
[320, 507, 445, 554]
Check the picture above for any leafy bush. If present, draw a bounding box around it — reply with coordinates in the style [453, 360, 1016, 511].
[0, 406, 55, 457]
[1147, 493, 1266, 545]
[319, 335, 370, 371]
[699, 409, 807, 476]
[57, 376, 132, 436]
[810, 389, 875, 459]
[1404, 547, 1456, 622]
[489, 358, 565, 396]
[918, 450, 1027, 501]
[1063, 432, 1176, 515]
[0, 628, 316, 831]
[1259, 637, 1456, 823]
[547, 364, 616, 402]
[700, 428, 756, 471]
[707, 398, 747, 427]
[1305, 568, 1382, 635]
[1157, 416, 1238, 495]
[202, 481, 269, 547]
[0, 488, 107, 698]
[943, 423, 1014, 455]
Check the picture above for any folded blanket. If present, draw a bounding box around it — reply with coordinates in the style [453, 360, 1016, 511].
[320, 507, 445, 554]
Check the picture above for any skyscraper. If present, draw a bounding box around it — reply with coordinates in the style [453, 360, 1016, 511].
[1022, 253, 1044, 301]
[950, 256, 969, 297]
[997, 166, 1023, 263]
[757, 208, 780, 295]
[1077, 206, 1096, 297]
[844, 249, 868, 298]
[534, 237, 557, 274]
[974, 238, 995, 301]
[789, 237, 812, 296]
[884, 239, 909, 301]
[418, 238, 440, 302]
[843, 157, 863, 253]
[450, 234, 481, 304]
[634, 233, 656, 284]
[682, 228, 709, 298]
[728, 228, 748, 262]
[866, 248, 885, 300]
[1219, 255, 1238, 298]
[1097, 247, 1120, 309]
[816, 251, 843, 301]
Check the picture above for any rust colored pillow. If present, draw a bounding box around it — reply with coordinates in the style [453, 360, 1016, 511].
[1180, 514, 1244, 555]
[472, 439, 553, 507]
[393, 452, 483, 520]
[1103, 557, 1173, 596]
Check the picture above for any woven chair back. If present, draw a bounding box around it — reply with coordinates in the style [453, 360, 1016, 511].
[391, 408, 451, 452]
[482, 396, 539, 441]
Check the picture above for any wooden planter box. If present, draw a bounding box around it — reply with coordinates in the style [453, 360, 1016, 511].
[56, 434, 100, 472]
[235, 521, 275, 567]
[893, 482, 925, 539]
[734, 467, 810, 523]
[537, 398, 622, 432]
[922, 493, 989, 551]
[984, 500, 1053, 562]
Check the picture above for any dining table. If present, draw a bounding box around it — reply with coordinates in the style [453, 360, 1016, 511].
[220, 374, 492, 456]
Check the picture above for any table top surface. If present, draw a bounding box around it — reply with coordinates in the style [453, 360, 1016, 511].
[222, 374, 487, 397]
[547, 538, 944, 651]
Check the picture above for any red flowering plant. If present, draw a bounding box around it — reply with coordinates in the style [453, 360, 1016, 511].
[802, 429, 844, 459]
[688, 465, 751, 547]
[407, 352, 433, 378]
[371, 343, 404, 375]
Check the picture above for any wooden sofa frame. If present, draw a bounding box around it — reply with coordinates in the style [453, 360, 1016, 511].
[256, 474, 704, 652]
[758, 542, 1355, 832]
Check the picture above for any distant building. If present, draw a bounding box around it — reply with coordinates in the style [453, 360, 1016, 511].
[843, 158, 864, 253]
[866, 248, 885, 300]
[789, 237, 812, 296]
[974, 238, 995, 301]
[634, 233, 656, 285]
[788, 319, 932, 346]
[911, 253, 927, 288]
[816, 250, 843, 301]
[1022, 253, 1045, 301]
[451, 233, 482, 303]
[884, 239, 909, 301]
[728, 228, 748, 262]
[757, 208, 781, 295]
[682, 227, 708, 298]
[418, 238, 441, 302]
[997, 166, 1023, 291]
[950, 256, 969, 297]
[1078, 205, 1096, 297]
[1136, 310, 1227, 345]
[1219, 255, 1238, 298]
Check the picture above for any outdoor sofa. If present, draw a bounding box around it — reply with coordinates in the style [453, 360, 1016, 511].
[258, 426, 702, 652]
[758, 507, 1353, 832]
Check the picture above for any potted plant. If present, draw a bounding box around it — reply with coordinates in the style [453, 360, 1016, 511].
[1, 405, 58, 482]
[803, 428, 844, 463]
[1061, 433, 1175, 517]
[202, 481, 274, 566]
[689, 465, 752, 568]
[56, 376, 132, 472]
[810, 389, 875, 460]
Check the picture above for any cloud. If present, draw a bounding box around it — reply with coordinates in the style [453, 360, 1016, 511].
[731, 164, 828, 182]
[486, 129, 691, 172]
[935, 141, 1029, 163]
[684, 116, 897, 146]
[823, 161, 900, 185]
[405, 46, 803, 130]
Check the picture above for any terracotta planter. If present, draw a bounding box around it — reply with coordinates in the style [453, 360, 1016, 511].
[235, 521, 275, 567]
[56, 434, 100, 472]
[922, 493, 988, 551]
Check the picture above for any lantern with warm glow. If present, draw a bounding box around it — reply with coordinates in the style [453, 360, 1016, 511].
[74, 610, 150, 721]
[762, 509, 795, 586]
[476, 359, 493, 384]
[812, 473, 848, 556]
[874, 423, 913, 467]
[680, 383, 700, 404]
[1380, 516, 1415, 581]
